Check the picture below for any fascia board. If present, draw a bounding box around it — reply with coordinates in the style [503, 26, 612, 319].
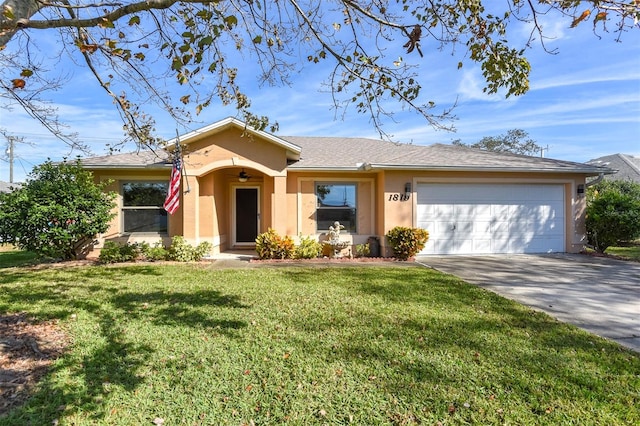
[365, 163, 617, 175]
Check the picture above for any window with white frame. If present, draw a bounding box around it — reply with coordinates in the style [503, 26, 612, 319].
[122, 182, 168, 233]
[316, 183, 357, 232]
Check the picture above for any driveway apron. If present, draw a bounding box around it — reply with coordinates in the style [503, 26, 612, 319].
[416, 253, 640, 352]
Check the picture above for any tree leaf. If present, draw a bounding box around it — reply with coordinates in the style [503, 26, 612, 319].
[224, 15, 238, 28]
[570, 10, 591, 28]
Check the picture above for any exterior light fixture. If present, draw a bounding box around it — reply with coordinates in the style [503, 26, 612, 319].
[404, 182, 412, 196]
[238, 169, 249, 183]
[577, 184, 585, 195]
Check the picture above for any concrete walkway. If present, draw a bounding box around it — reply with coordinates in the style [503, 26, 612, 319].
[416, 253, 640, 352]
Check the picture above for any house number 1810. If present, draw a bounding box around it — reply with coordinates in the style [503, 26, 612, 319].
[388, 194, 411, 201]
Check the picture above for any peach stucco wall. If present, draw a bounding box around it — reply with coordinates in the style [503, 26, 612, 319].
[185, 128, 289, 176]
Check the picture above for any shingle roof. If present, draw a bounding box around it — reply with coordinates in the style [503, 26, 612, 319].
[586, 154, 640, 182]
[285, 136, 612, 174]
[78, 134, 612, 176]
[79, 150, 170, 168]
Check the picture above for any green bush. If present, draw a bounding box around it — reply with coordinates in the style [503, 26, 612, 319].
[355, 243, 370, 258]
[166, 236, 212, 262]
[98, 241, 141, 264]
[139, 241, 169, 261]
[586, 180, 640, 253]
[386, 226, 429, 261]
[99, 238, 210, 263]
[294, 235, 322, 259]
[255, 228, 294, 260]
[0, 159, 116, 260]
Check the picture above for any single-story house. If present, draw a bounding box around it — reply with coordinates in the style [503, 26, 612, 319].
[80, 117, 614, 256]
[586, 154, 640, 183]
[0, 181, 21, 193]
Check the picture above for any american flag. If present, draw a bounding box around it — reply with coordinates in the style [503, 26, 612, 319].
[163, 154, 182, 215]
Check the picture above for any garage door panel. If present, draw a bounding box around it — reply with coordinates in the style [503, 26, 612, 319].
[434, 204, 454, 218]
[455, 221, 473, 233]
[473, 221, 493, 236]
[454, 204, 478, 218]
[456, 239, 474, 253]
[417, 183, 565, 255]
[473, 239, 492, 252]
[417, 204, 434, 217]
[492, 204, 510, 218]
[435, 222, 455, 235]
[492, 221, 510, 233]
[433, 238, 455, 254]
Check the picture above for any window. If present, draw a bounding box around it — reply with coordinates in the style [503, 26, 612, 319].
[316, 183, 357, 232]
[122, 182, 168, 233]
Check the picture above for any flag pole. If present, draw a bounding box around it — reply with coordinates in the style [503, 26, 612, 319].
[175, 129, 190, 194]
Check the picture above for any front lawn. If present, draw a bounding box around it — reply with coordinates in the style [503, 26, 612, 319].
[0, 247, 39, 268]
[606, 242, 640, 262]
[0, 263, 638, 424]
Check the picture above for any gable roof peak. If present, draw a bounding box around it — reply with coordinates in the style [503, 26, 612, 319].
[167, 117, 301, 159]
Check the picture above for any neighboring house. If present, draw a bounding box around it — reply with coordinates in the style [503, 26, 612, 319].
[80, 117, 613, 256]
[0, 181, 21, 193]
[586, 154, 640, 183]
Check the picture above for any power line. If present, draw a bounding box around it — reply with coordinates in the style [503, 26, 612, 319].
[4, 132, 126, 142]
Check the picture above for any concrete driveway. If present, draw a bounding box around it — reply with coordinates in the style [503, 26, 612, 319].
[416, 253, 640, 352]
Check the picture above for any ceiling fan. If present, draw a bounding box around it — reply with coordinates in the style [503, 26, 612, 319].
[237, 169, 251, 182]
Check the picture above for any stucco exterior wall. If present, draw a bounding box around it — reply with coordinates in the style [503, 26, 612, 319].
[185, 128, 289, 177]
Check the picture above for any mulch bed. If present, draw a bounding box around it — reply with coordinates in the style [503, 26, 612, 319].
[0, 313, 70, 417]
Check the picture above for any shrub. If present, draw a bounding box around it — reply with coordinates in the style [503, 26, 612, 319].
[294, 235, 322, 259]
[0, 159, 116, 260]
[98, 241, 141, 264]
[355, 243, 370, 258]
[166, 236, 212, 262]
[586, 180, 640, 253]
[255, 228, 294, 259]
[386, 226, 429, 261]
[140, 241, 169, 261]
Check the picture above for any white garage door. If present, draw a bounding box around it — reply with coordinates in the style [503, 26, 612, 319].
[417, 183, 565, 255]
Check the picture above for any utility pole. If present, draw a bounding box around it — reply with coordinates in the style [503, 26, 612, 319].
[6, 136, 14, 183]
[540, 145, 549, 158]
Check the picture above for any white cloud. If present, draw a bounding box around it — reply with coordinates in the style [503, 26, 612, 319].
[456, 70, 506, 102]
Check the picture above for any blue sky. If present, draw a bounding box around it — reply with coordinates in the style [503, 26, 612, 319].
[1, 10, 639, 183]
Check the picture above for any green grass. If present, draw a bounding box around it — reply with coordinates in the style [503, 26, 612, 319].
[0, 246, 40, 268]
[606, 242, 640, 262]
[0, 262, 638, 425]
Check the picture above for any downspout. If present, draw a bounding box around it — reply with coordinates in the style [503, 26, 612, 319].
[586, 173, 605, 187]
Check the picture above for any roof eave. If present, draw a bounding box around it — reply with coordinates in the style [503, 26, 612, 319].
[287, 166, 364, 172]
[82, 164, 171, 170]
[365, 163, 616, 175]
